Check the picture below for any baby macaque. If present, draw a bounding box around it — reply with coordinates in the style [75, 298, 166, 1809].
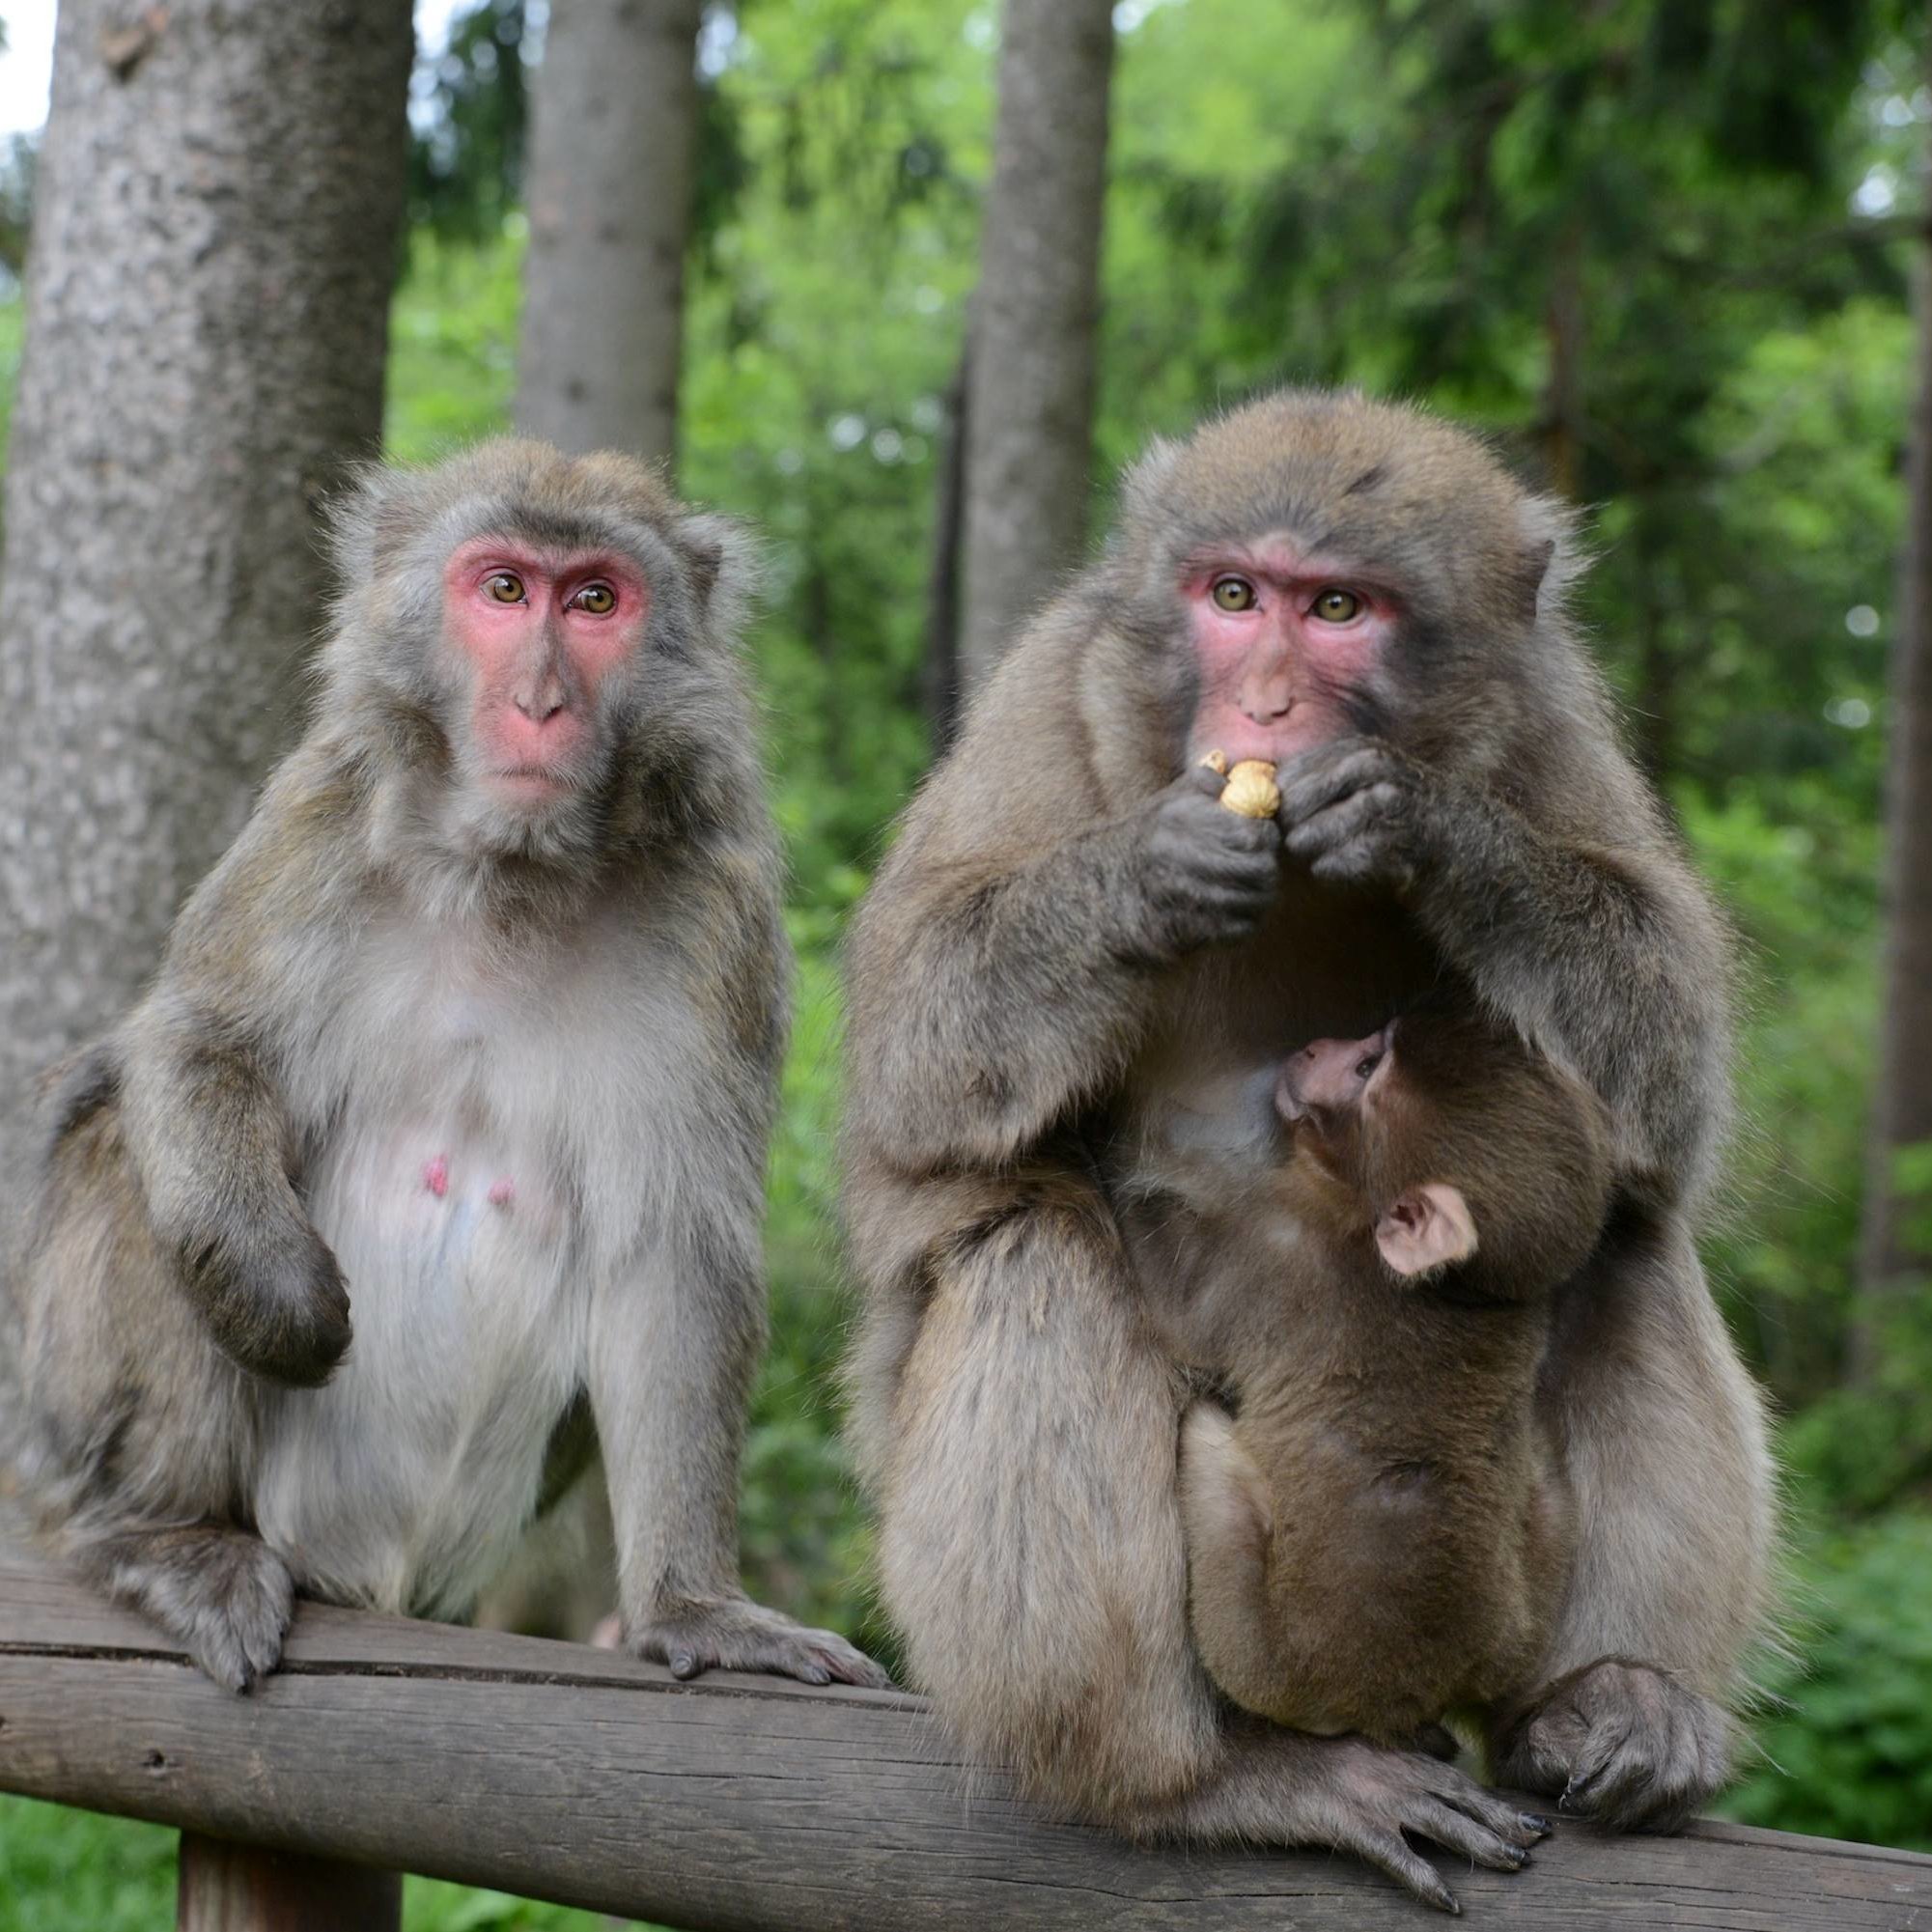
[1176, 1006, 1614, 1744]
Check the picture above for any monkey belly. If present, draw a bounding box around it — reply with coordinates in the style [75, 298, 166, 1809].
[249, 1118, 589, 1619]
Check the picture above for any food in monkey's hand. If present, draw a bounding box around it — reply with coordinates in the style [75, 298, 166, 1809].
[1213, 755, 1281, 820]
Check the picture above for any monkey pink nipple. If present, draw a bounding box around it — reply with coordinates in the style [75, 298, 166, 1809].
[488, 1177, 515, 1208]
[423, 1155, 450, 1198]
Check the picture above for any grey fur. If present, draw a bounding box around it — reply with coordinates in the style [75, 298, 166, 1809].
[6, 440, 884, 1694]
[843, 388, 1773, 1910]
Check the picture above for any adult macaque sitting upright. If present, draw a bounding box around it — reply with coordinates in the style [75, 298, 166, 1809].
[9, 441, 884, 1697]
[843, 389, 1774, 1911]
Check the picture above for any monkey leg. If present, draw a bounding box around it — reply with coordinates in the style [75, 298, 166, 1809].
[1176, 1403, 1296, 1725]
[75, 1521, 294, 1693]
[1490, 1213, 1774, 1829]
[879, 1191, 1218, 1814]
[876, 1194, 1546, 1911]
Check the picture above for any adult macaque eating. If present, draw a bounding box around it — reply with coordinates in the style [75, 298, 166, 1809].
[844, 388, 1773, 1909]
[8, 440, 883, 1695]
[1150, 1005, 1613, 1747]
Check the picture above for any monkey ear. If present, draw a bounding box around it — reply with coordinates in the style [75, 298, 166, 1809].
[1513, 494, 1582, 623]
[677, 512, 762, 630]
[1375, 1183, 1477, 1279]
[1120, 435, 1184, 524]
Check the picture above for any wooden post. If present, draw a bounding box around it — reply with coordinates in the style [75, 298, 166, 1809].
[178, 1833, 401, 1932]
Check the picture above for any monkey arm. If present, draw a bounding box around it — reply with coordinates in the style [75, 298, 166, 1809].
[845, 829, 1162, 1174]
[1410, 798, 1731, 1200]
[1278, 740, 1730, 1200]
[587, 1151, 886, 1690]
[111, 750, 366, 1386]
[116, 993, 351, 1386]
[1491, 1210, 1775, 1827]
[848, 767, 1280, 1175]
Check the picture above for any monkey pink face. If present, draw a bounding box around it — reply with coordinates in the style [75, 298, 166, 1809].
[442, 539, 651, 804]
[1275, 1023, 1392, 1129]
[1182, 541, 1394, 768]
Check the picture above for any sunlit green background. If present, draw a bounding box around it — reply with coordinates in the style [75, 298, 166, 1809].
[5, 0, 1932, 1923]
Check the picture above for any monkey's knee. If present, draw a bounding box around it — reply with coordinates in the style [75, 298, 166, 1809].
[81, 1523, 294, 1693]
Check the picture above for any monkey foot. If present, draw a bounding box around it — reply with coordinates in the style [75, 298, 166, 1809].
[1493, 1658, 1731, 1832]
[629, 1594, 892, 1691]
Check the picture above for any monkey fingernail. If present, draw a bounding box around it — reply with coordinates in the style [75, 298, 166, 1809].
[670, 1650, 698, 1677]
[1218, 759, 1281, 819]
[1521, 1813, 1553, 1834]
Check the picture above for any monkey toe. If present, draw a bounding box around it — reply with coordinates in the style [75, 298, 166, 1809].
[631, 1598, 890, 1691]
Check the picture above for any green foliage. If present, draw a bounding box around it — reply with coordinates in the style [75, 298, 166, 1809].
[410, 2, 530, 241]
[0, 1799, 175, 1932]
[3, 1, 1930, 1918]
[1722, 1514, 1932, 1848]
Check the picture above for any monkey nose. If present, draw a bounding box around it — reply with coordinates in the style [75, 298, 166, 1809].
[513, 687, 566, 723]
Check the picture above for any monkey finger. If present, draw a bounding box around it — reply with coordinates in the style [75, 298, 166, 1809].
[1306, 834, 1414, 892]
[1276, 741, 1398, 823]
[1345, 1829, 1463, 1914]
[1406, 1797, 1534, 1872]
[1281, 784, 1403, 854]
[1419, 1767, 1549, 1848]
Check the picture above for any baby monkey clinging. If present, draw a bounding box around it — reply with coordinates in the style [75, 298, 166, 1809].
[1179, 1005, 1615, 1747]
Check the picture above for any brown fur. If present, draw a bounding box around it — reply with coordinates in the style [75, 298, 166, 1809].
[5, 441, 882, 1694]
[844, 388, 1775, 1907]
[1159, 1009, 1613, 1744]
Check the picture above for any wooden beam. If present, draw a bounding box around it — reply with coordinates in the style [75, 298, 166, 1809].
[177, 1832, 402, 1932]
[2, 1552, 1927, 1929]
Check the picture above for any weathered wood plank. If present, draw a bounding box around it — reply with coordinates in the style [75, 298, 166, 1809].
[2, 1554, 1927, 1929]
[177, 1831, 403, 1932]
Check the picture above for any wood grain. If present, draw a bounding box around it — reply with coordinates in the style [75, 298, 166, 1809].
[177, 1833, 402, 1932]
[3, 1553, 1927, 1929]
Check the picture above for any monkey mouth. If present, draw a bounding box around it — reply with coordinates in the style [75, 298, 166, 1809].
[490, 766, 575, 804]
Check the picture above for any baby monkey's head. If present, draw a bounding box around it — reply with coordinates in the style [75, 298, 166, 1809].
[1276, 1005, 1614, 1298]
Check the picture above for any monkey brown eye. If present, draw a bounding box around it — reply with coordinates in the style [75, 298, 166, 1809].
[1211, 575, 1258, 612]
[571, 583, 616, 615]
[1355, 1052, 1383, 1081]
[1312, 588, 1363, 623]
[484, 572, 525, 603]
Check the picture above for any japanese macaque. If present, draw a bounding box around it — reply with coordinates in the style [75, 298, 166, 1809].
[844, 388, 1775, 1910]
[7, 440, 883, 1694]
[1154, 1007, 1614, 1747]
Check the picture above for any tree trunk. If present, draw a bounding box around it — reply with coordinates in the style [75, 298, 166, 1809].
[1852, 62, 1932, 1381]
[516, 0, 704, 466]
[923, 349, 969, 745]
[956, 0, 1114, 690]
[0, 0, 412, 1183]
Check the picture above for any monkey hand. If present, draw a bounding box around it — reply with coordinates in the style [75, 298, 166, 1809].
[99, 1526, 294, 1694]
[1124, 763, 1283, 959]
[1492, 1658, 1732, 1833]
[1276, 738, 1430, 892]
[188, 1213, 353, 1388]
[629, 1593, 893, 1691]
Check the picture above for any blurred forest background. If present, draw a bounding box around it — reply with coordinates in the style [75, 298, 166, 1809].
[1, 0, 1931, 1926]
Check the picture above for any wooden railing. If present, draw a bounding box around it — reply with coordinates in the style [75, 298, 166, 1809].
[2, 1551, 1927, 1929]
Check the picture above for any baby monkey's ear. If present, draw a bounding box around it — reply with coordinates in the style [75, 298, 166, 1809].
[1376, 1182, 1477, 1278]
